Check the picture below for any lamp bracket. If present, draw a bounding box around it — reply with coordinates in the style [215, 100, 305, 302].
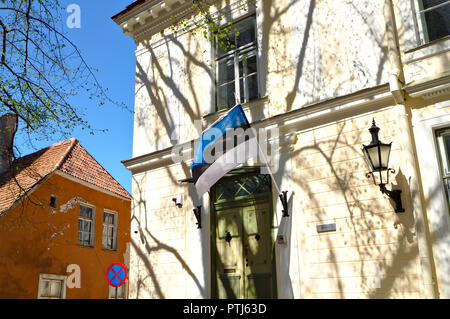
[379, 184, 405, 213]
[193, 206, 202, 229]
[279, 191, 289, 217]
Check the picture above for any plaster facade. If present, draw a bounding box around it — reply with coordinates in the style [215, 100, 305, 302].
[115, 0, 450, 298]
[0, 173, 131, 298]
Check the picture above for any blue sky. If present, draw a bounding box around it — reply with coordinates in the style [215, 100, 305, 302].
[16, 1, 137, 194]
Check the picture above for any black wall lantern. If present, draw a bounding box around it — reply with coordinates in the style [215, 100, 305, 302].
[362, 119, 405, 213]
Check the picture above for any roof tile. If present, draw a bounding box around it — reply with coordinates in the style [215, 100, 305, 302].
[0, 138, 131, 215]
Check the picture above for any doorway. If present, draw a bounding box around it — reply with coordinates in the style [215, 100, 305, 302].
[211, 172, 276, 299]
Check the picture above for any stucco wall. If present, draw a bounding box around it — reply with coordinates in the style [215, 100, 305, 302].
[133, 29, 215, 158]
[131, 0, 390, 157]
[121, 0, 449, 299]
[393, 0, 450, 84]
[129, 163, 207, 298]
[291, 108, 426, 298]
[0, 174, 131, 299]
[266, 0, 388, 115]
[411, 99, 450, 299]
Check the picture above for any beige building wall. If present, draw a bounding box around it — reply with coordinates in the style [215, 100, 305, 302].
[115, 0, 450, 298]
[410, 99, 450, 299]
[131, 0, 392, 156]
[292, 108, 425, 298]
[128, 162, 208, 298]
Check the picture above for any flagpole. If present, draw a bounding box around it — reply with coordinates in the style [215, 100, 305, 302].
[254, 128, 290, 217]
[254, 129, 281, 195]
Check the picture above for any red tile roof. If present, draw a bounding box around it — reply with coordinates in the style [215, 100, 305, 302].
[0, 138, 131, 215]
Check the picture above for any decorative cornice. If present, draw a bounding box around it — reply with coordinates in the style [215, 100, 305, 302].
[113, 1, 194, 41]
[113, 0, 254, 43]
[113, 0, 224, 44]
[404, 73, 450, 100]
[122, 84, 395, 173]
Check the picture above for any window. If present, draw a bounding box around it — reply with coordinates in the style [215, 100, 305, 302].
[49, 195, 57, 208]
[415, 0, 450, 43]
[216, 16, 258, 111]
[436, 128, 450, 209]
[78, 205, 94, 247]
[102, 211, 117, 250]
[37, 274, 66, 299]
[108, 281, 127, 299]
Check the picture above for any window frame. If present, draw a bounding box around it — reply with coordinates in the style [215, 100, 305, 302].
[436, 127, 450, 211]
[102, 210, 118, 251]
[49, 195, 57, 208]
[77, 204, 96, 247]
[37, 273, 67, 299]
[215, 14, 259, 111]
[411, 0, 450, 46]
[108, 280, 128, 299]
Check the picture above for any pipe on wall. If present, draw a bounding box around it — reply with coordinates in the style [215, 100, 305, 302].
[383, 0, 438, 299]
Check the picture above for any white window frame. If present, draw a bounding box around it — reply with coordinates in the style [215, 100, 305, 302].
[77, 204, 96, 247]
[215, 14, 259, 111]
[37, 273, 67, 299]
[436, 128, 450, 204]
[102, 210, 118, 251]
[411, 0, 450, 46]
[108, 280, 128, 299]
[412, 112, 450, 298]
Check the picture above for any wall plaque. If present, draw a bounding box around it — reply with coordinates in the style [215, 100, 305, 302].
[316, 223, 336, 233]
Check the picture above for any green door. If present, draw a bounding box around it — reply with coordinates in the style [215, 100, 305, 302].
[215, 207, 243, 299]
[242, 203, 272, 299]
[212, 173, 275, 299]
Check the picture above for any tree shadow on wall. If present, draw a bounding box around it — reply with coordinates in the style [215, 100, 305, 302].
[290, 118, 443, 298]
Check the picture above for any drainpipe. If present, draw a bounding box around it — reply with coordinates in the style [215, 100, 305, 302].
[384, 0, 404, 104]
[383, 0, 437, 298]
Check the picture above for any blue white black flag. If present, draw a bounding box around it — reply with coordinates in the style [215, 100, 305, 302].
[191, 104, 260, 199]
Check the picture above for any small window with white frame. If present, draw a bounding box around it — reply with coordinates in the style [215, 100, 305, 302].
[102, 210, 117, 250]
[412, 0, 450, 44]
[436, 127, 450, 209]
[37, 274, 66, 299]
[78, 204, 95, 247]
[215, 15, 258, 111]
[108, 281, 127, 299]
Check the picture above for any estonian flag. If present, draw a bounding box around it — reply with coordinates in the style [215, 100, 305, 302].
[191, 104, 259, 200]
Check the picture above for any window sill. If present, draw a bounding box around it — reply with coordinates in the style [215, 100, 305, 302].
[404, 36, 450, 64]
[77, 243, 94, 248]
[202, 95, 269, 124]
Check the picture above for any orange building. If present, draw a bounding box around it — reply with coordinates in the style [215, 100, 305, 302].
[0, 138, 131, 299]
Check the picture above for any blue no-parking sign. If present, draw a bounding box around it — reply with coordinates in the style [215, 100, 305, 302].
[106, 263, 127, 287]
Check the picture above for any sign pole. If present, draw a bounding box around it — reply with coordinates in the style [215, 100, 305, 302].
[115, 286, 118, 299]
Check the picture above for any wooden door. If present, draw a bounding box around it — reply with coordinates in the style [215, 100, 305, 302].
[243, 203, 272, 299]
[215, 207, 243, 299]
[215, 202, 273, 299]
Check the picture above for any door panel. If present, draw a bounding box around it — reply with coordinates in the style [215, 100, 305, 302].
[215, 202, 273, 299]
[244, 205, 269, 270]
[215, 208, 243, 299]
[218, 274, 241, 299]
[243, 203, 272, 299]
[247, 273, 272, 299]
